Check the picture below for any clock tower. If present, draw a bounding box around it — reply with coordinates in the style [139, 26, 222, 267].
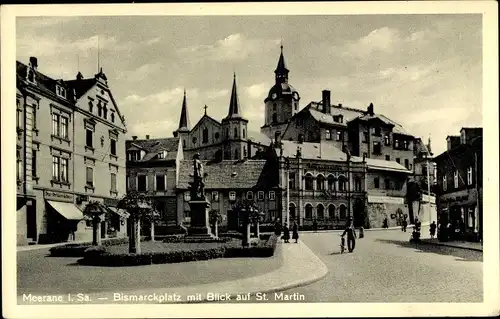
[261, 44, 300, 140]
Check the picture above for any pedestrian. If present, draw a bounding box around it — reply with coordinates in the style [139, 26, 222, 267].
[274, 218, 281, 236]
[313, 219, 318, 233]
[292, 221, 299, 243]
[283, 223, 290, 243]
[341, 217, 357, 253]
[383, 217, 388, 229]
[430, 221, 437, 239]
[402, 218, 408, 232]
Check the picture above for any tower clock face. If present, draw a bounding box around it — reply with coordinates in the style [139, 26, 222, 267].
[271, 93, 277, 100]
[292, 92, 300, 101]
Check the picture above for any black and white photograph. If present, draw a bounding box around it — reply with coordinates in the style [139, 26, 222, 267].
[2, 2, 498, 318]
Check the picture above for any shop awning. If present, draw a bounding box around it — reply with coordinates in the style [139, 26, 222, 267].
[107, 206, 130, 219]
[47, 200, 84, 221]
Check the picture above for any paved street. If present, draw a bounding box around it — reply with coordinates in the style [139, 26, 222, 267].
[273, 227, 482, 303]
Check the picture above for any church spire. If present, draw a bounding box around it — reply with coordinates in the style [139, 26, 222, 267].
[174, 89, 190, 136]
[226, 73, 243, 119]
[274, 43, 289, 84]
[427, 135, 433, 156]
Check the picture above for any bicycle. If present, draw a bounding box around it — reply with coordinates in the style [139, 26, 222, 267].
[340, 235, 346, 254]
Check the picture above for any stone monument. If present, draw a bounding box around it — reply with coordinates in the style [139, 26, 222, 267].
[185, 153, 216, 241]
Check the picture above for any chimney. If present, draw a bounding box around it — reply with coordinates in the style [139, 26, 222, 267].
[146, 135, 150, 140]
[132, 136, 138, 141]
[367, 103, 374, 116]
[322, 90, 331, 113]
[76, 72, 83, 81]
[29, 57, 38, 70]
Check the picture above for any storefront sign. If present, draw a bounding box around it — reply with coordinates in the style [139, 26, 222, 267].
[44, 190, 74, 203]
[368, 195, 404, 205]
[307, 163, 344, 171]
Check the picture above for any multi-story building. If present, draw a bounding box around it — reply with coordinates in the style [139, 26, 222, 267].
[434, 128, 482, 242]
[16, 57, 128, 245]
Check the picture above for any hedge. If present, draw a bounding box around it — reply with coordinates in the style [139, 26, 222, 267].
[78, 234, 279, 267]
[49, 236, 147, 257]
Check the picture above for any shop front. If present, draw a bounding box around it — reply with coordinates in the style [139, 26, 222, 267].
[43, 190, 85, 243]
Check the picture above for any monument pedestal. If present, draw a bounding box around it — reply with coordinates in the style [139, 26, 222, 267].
[185, 199, 217, 242]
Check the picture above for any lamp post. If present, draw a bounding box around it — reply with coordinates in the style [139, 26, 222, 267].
[426, 157, 431, 225]
[286, 157, 290, 225]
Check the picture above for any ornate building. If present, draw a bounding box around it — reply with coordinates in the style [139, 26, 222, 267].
[16, 57, 128, 245]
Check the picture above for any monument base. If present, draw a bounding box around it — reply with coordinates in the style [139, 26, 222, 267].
[185, 199, 218, 242]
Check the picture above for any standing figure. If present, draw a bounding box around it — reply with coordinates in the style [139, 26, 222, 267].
[383, 217, 388, 229]
[430, 221, 437, 239]
[274, 218, 282, 236]
[192, 153, 205, 199]
[282, 223, 290, 243]
[292, 221, 299, 243]
[313, 219, 318, 233]
[402, 218, 408, 232]
[341, 217, 357, 253]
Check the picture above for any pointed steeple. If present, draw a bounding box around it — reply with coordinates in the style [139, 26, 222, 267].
[226, 73, 243, 119]
[174, 89, 190, 136]
[274, 43, 289, 84]
[427, 136, 433, 156]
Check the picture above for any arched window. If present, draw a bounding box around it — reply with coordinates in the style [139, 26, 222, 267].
[272, 113, 278, 123]
[339, 204, 347, 219]
[289, 203, 296, 221]
[325, 130, 331, 140]
[354, 177, 362, 192]
[328, 204, 336, 219]
[305, 173, 313, 190]
[317, 175, 325, 191]
[317, 204, 325, 220]
[88, 101, 93, 113]
[305, 204, 313, 220]
[338, 175, 347, 191]
[234, 128, 238, 138]
[327, 175, 336, 191]
[202, 128, 209, 144]
[103, 106, 108, 119]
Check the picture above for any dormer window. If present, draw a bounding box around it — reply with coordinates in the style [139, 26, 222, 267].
[158, 151, 167, 159]
[56, 85, 66, 98]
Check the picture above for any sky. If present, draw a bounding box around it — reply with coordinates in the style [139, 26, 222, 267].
[16, 14, 482, 156]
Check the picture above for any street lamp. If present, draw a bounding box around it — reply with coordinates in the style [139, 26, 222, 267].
[286, 157, 290, 225]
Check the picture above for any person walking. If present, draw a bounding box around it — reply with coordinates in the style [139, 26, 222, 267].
[430, 221, 437, 239]
[383, 217, 388, 229]
[402, 218, 408, 232]
[283, 223, 290, 243]
[274, 218, 282, 236]
[292, 221, 299, 243]
[313, 219, 318, 233]
[341, 217, 357, 253]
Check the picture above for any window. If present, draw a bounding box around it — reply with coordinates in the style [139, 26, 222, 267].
[317, 175, 325, 191]
[111, 173, 117, 192]
[305, 204, 313, 219]
[272, 113, 278, 123]
[243, 129, 246, 139]
[327, 175, 335, 191]
[17, 150, 22, 181]
[454, 170, 459, 188]
[27, 69, 35, 83]
[339, 205, 347, 219]
[328, 205, 336, 219]
[372, 141, 381, 155]
[354, 177, 362, 192]
[422, 165, 428, 177]
[273, 103, 277, 112]
[374, 177, 380, 189]
[403, 140, 409, 150]
[443, 176, 447, 191]
[362, 132, 368, 143]
[269, 191, 275, 201]
[225, 128, 229, 138]
[289, 204, 296, 220]
[89, 102, 93, 113]
[111, 113, 115, 123]
[52, 114, 59, 136]
[243, 147, 247, 158]
[98, 102, 102, 117]
[156, 174, 165, 191]
[338, 176, 346, 191]
[103, 106, 108, 119]
[289, 172, 296, 190]
[229, 191, 236, 201]
[32, 150, 37, 177]
[214, 132, 220, 140]
[336, 131, 342, 141]
[395, 139, 400, 148]
[192, 137, 197, 145]
[234, 128, 238, 138]
[305, 173, 313, 190]
[52, 156, 60, 181]
[52, 156, 68, 182]
[396, 158, 400, 164]
[86, 166, 93, 187]
[246, 191, 254, 200]
[158, 152, 164, 159]
[56, 85, 66, 98]
[86, 129, 93, 148]
[33, 107, 37, 129]
[385, 155, 390, 161]
[61, 158, 68, 182]
[234, 149, 239, 160]
[257, 191, 264, 200]
[202, 128, 208, 144]
[384, 179, 391, 190]
[60, 117, 68, 139]
[384, 135, 390, 146]
[325, 130, 331, 140]
[373, 126, 381, 136]
[212, 191, 219, 202]
[110, 139, 117, 156]
[137, 175, 147, 192]
[17, 109, 22, 129]
[184, 192, 191, 202]
[317, 204, 325, 220]
[467, 167, 473, 185]
[404, 159, 409, 169]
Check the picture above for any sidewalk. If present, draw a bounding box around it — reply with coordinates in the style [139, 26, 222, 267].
[17, 240, 328, 304]
[420, 238, 483, 252]
[301, 223, 429, 233]
[17, 240, 89, 252]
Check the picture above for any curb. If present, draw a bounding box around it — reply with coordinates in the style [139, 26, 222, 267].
[419, 240, 483, 252]
[300, 224, 428, 233]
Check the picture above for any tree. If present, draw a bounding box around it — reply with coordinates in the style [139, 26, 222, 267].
[117, 191, 153, 254]
[83, 201, 109, 246]
[209, 209, 222, 238]
[232, 200, 263, 247]
[142, 203, 160, 242]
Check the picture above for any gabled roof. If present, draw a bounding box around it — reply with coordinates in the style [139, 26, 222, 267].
[191, 114, 221, 133]
[247, 130, 272, 146]
[126, 137, 180, 161]
[65, 77, 96, 99]
[365, 158, 412, 174]
[177, 159, 268, 189]
[278, 140, 353, 162]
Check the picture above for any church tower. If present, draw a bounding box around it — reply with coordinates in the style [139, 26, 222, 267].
[173, 89, 190, 150]
[261, 44, 301, 140]
[221, 73, 249, 160]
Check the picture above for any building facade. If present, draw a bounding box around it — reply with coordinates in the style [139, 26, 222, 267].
[16, 57, 128, 245]
[434, 128, 482, 242]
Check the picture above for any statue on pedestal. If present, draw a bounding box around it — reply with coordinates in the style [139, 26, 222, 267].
[190, 153, 205, 200]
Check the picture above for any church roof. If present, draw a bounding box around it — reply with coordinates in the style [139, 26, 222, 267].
[176, 90, 190, 132]
[125, 137, 180, 162]
[177, 159, 268, 189]
[225, 73, 245, 120]
[275, 45, 289, 74]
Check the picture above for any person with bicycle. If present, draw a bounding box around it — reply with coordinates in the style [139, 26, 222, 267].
[341, 217, 357, 253]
